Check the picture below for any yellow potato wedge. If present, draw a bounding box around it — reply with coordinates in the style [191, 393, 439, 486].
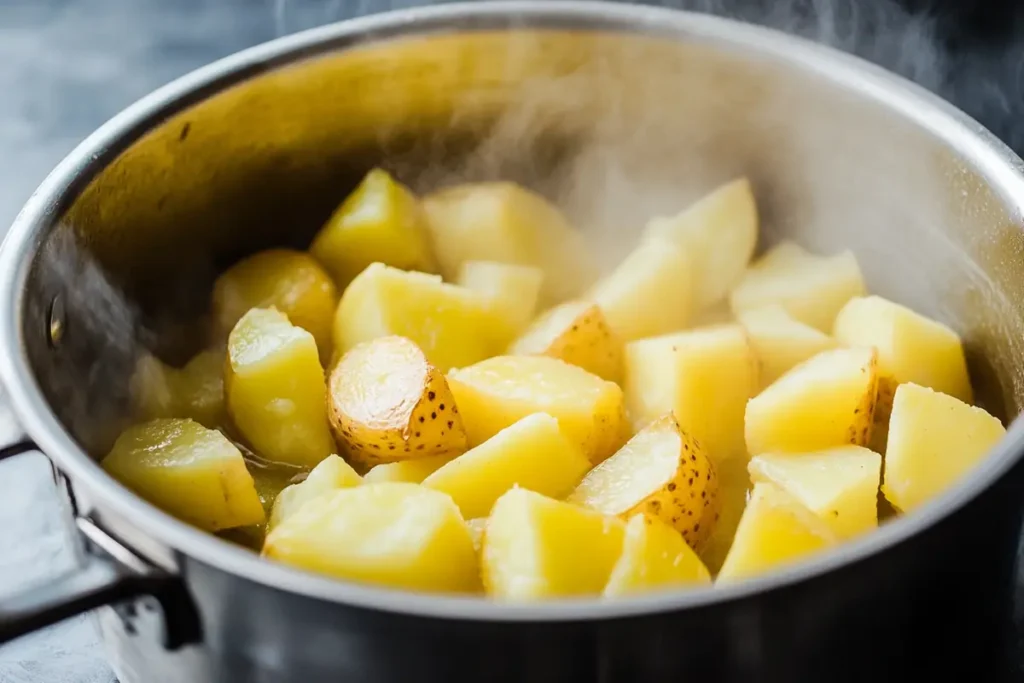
[422, 413, 592, 519]
[882, 383, 1004, 512]
[268, 455, 362, 530]
[310, 168, 436, 287]
[745, 347, 878, 455]
[422, 181, 596, 304]
[568, 415, 718, 550]
[603, 514, 712, 597]
[102, 418, 264, 532]
[455, 261, 544, 337]
[642, 178, 758, 309]
[225, 308, 335, 468]
[699, 458, 751, 573]
[363, 454, 455, 485]
[130, 349, 227, 430]
[212, 249, 338, 362]
[482, 488, 625, 600]
[748, 446, 881, 539]
[264, 483, 479, 593]
[738, 305, 837, 388]
[589, 237, 693, 342]
[333, 263, 502, 371]
[508, 300, 623, 382]
[447, 355, 629, 465]
[717, 482, 838, 582]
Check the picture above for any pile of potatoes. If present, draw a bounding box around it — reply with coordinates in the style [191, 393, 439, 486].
[102, 168, 1007, 600]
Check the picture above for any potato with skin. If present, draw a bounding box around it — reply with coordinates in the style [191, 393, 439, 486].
[268, 455, 362, 530]
[455, 261, 544, 337]
[328, 336, 467, 470]
[363, 454, 454, 485]
[738, 304, 837, 389]
[225, 308, 336, 468]
[568, 414, 718, 550]
[102, 418, 264, 532]
[447, 355, 629, 465]
[745, 347, 878, 455]
[130, 348, 227, 430]
[603, 515, 712, 597]
[310, 168, 436, 287]
[212, 249, 338, 363]
[509, 300, 623, 382]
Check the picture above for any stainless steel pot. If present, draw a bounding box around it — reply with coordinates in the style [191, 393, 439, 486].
[2, 2, 1024, 681]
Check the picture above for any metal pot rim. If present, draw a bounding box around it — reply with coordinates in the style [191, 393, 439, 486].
[2, 0, 1024, 622]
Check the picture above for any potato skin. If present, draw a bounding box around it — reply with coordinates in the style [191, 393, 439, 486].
[509, 300, 623, 383]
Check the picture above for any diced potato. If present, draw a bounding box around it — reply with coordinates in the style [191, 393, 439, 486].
[624, 325, 758, 465]
[264, 483, 479, 593]
[327, 336, 467, 469]
[568, 415, 718, 549]
[481, 488, 625, 600]
[455, 261, 544, 337]
[269, 455, 362, 530]
[102, 418, 264, 532]
[717, 482, 837, 582]
[748, 447, 881, 539]
[745, 347, 878, 455]
[212, 249, 338, 362]
[509, 300, 623, 382]
[422, 413, 591, 519]
[225, 308, 336, 468]
[310, 168, 436, 287]
[730, 248, 866, 332]
[447, 355, 629, 464]
[130, 349, 227, 429]
[467, 518, 487, 554]
[333, 263, 502, 371]
[423, 182, 596, 304]
[699, 458, 751, 573]
[363, 454, 454, 484]
[603, 514, 711, 597]
[738, 305, 837, 388]
[882, 383, 1004, 512]
[642, 178, 758, 309]
[589, 237, 693, 342]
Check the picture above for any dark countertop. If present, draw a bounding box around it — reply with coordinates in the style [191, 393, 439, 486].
[0, 1, 1022, 681]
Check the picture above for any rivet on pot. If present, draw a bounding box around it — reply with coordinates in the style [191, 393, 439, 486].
[47, 293, 65, 348]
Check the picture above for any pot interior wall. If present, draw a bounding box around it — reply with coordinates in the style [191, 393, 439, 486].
[19, 28, 1024, 457]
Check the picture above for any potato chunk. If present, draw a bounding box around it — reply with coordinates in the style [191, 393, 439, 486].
[225, 308, 335, 468]
[568, 415, 718, 549]
[455, 261, 544, 337]
[328, 336, 467, 469]
[363, 454, 454, 485]
[212, 249, 338, 362]
[423, 182, 596, 304]
[589, 237, 693, 342]
[604, 515, 711, 597]
[102, 418, 264, 532]
[130, 349, 226, 429]
[482, 488, 625, 600]
[882, 383, 1004, 512]
[745, 347, 878, 455]
[333, 263, 501, 371]
[423, 413, 591, 519]
[509, 300, 623, 382]
[268, 455, 362, 530]
[447, 355, 628, 464]
[624, 325, 758, 465]
[264, 483, 479, 593]
[748, 447, 881, 539]
[737, 305, 836, 388]
[730, 248, 865, 332]
[643, 178, 758, 309]
[310, 168, 436, 287]
[717, 482, 837, 582]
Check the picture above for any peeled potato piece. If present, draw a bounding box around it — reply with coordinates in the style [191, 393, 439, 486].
[264, 483, 479, 593]
[717, 482, 837, 582]
[226, 308, 335, 468]
[102, 418, 264, 532]
[882, 383, 1005, 512]
[328, 336, 467, 470]
[130, 349, 226, 430]
[603, 514, 712, 597]
[363, 454, 454, 485]
[422, 413, 592, 519]
[737, 304, 837, 388]
[455, 261, 544, 338]
[748, 447, 882, 539]
[268, 455, 362, 530]
[642, 177, 758, 309]
[745, 347, 878, 455]
[482, 488, 625, 600]
[447, 355, 629, 465]
[509, 300, 623, 382]
[310, 168, 436, 287]
[568, 415, 718, 550]
[212, 249, 338, 363]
